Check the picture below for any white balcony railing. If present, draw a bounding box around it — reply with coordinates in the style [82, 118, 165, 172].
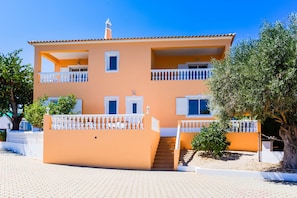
[180, 120, 258, 133]
[228, 120, 258, 132]
[51, 114, 144, 130]
[151, 68, 212, 81]
[39, 72, 88, 83]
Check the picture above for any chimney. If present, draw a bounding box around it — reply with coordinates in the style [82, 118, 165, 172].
[104, 18, 112, 39]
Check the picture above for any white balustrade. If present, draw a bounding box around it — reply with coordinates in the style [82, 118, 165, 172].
[51, 114, 144, 130]
[151, 68, 212, 81]
[179, 120, 258, 133]
[39, 72, 88, 83]
[180, 120, 214, 132]
[151, 117, 160, 132]
[228, 120, 258, 132]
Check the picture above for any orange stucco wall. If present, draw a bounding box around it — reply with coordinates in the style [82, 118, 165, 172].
[43, 114, 160, 170]
[33, 37, 233, 129]
[179, 132, 259, 152]
[226, 132, 259, 152]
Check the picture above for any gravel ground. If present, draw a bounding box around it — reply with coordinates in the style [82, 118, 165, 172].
[179, 150, 290, 172]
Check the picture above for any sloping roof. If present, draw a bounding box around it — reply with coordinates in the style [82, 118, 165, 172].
[28, 33, 236, 45]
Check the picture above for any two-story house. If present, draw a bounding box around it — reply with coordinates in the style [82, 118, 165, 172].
[29, 20, 259, 170]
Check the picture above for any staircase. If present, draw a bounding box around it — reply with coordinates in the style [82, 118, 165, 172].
[152, 137, 176, 171]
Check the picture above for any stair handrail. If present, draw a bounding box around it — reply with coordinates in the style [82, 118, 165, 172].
[175, 121, 181, 150]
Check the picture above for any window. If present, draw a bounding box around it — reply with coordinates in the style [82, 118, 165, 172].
[109, 101, 117, 114]
[132, 103, 137, 114]
[105, 51, 119, 72]
[188, 99, 210, 115]
[105, 96, 119, 114]
[176, 95, 211, 117]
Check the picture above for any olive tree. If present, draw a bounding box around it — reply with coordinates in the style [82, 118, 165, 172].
[209, 13, 297, 169]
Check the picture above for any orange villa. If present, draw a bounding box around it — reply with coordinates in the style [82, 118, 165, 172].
[29, 19, 260, 170]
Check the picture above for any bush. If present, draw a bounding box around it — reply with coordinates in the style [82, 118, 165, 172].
[0, 129, 6, 141]
[24, 95, 77, 129]
[24, 98, 47, 129]
[191, 122, 230, 157]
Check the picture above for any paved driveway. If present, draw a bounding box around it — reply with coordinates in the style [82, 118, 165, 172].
[0, 150, 297, 197]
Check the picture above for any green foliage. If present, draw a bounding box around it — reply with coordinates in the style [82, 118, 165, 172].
[24, 97, 47, 129]
[24, 95, 77, 128]
[48, 94, 77, 115]
[0, 49, 33, 130]
[0, 129, 6, 141]
[209, 13, 297, 126]
[191, 122, 230, 157]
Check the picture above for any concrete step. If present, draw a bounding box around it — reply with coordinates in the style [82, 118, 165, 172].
[152, 137, 176, 171]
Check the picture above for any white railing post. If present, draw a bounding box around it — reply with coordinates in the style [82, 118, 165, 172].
[175, 121, 181, 150]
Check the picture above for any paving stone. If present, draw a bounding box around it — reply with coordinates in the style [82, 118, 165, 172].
[0, 150, 297, 197]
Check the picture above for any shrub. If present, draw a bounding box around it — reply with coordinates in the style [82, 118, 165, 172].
[0, 129, 6, 141]
[24, 95, 77, 129]
[24, 97, 47, 129]
[191, 122, 230, 157]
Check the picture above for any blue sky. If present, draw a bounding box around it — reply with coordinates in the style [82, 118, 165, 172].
[0, 0, 296, 66]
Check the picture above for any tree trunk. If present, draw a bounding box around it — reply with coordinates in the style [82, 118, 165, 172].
[279, 125, 297, 169]
[11, 116, 22, 130]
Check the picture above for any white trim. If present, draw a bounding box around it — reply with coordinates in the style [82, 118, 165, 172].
[105, 51, 119, 72]
[104, 96, 119, 114]
[125, 96, 143, 114]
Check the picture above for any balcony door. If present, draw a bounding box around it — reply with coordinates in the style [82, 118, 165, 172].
[126, 96, 143, 114]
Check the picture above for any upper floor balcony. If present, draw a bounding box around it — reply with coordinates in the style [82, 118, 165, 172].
[39, 71, 88, 83]
[151, 68, 212, 81]
[38, 50, 89, 84]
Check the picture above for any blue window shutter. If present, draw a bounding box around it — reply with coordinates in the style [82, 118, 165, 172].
[188, 100, 198, 115]
[109, 101, 117, 114]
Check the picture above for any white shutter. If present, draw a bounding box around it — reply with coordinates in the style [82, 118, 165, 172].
[72, 99, 82, 114]
[176, 98, 188, 115]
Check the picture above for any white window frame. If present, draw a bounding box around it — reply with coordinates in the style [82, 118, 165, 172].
[186, 95, 211, 118]
[104, 96, 119, 114]
[125, 96, 143, 114]
[105, 51, 119, 72]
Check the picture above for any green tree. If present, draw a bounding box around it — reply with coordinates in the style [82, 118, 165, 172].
[0, 49, 33, 130]
[209, 13, 297, 169]
[24, 95, 77, 129]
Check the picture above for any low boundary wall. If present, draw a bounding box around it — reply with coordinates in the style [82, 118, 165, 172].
[0, 131, 43, 160]
[43, 114, 160, 170]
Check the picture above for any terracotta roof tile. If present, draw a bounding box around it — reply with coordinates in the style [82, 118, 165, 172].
[28, 33, 236, 45]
